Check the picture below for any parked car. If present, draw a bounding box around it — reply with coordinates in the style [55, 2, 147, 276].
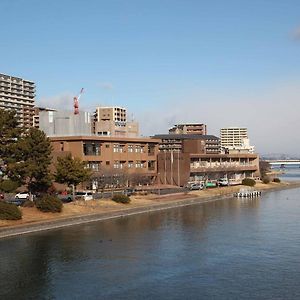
[189, 183, 204, 190]
[57, 194, 73, 203]
[75, 191, 93, 201]
[205, 181, 217, 188]
[123, 188, 135, 196]
[15, 192, 30, 200]
[217, 178, 229, 186]
[0, 193, 4, 200]
[6, 198, 25, 206]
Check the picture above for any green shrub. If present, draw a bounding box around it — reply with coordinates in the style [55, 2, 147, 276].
[262, 177, 270, 184]
[112, 194, 131, 204]
[0, 180, 19, 193]
[242, 178, 256, 187]
[0, 202, 22, 220]
[35, 195, 63, 213]
[273, 178, 281, 183]
[22, 200, 35, 207]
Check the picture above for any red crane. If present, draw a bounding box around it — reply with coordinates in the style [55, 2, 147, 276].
[74, 88, 84, 115]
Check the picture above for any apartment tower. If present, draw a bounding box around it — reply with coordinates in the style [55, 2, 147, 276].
[220, 127, 254, 153]
[0, 73, 35, 128]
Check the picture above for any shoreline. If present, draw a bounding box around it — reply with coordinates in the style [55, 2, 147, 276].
[1, 182, 300, 240]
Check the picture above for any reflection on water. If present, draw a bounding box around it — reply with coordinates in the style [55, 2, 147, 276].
[1, 188, 300, 299]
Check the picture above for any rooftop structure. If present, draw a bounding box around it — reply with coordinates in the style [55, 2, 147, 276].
[39, 110, 92, 137]
[169, 123, 207, 135]
[93, 106, 139, 137]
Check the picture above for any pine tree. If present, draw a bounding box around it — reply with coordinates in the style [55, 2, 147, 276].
[9, 128, 53, 193]
[0, 109, 23, 179]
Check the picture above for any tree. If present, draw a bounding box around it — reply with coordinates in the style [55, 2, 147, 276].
[259, 160, 271, 180]
[0, 109, 23, 180]
[55, 154, 91, 199]
[8, 128, 53, 195]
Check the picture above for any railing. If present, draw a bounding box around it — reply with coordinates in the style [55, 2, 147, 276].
[190, 165, 257, 173]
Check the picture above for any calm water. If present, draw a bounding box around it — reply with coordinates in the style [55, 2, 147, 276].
[1, 176, 300, 299]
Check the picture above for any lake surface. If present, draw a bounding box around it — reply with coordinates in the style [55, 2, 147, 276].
[1, 177, 300, 299]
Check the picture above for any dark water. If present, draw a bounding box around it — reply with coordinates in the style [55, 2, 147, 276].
[1, 187, 300, 299]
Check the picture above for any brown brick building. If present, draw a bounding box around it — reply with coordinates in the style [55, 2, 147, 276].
[50, 135, 161, 190]
[153, 134, 260, 186]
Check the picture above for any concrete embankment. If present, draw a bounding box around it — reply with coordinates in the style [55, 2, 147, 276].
[1, 182, 300, 239]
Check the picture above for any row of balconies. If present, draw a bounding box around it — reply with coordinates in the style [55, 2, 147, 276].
[190, 164, 257, 173]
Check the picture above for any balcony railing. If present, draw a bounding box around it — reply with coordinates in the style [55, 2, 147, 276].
[190, 164, 257, 173]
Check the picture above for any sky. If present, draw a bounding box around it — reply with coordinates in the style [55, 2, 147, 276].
[1, 0, 300, 155]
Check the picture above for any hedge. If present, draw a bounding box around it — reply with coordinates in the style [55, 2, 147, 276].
[273, 178, 281, 183]
[242, 178, 256, 187]
[0, 202, 22, 220]
[35, 195, 63, 213]
[112, 194, 131, 204]
[262, 177, 270, 184]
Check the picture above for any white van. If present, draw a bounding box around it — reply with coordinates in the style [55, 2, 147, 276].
[75, 191, 93, 201]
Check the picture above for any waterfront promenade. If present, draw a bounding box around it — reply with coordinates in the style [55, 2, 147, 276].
[1, 181, 299, 239]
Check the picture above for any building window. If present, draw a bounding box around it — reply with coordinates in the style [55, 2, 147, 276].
[86, 161, 101, 171]
[113, 161, 120, 169]
[135, 145, 144, 153]
[128, 145, 134, 153]
[83, 143, 101, 156]
[128, 161, 134, 168]
[106, 161, 110, 165]
[105, 144, 110, 148]
[136, 161, 142, 168]
[113, 144, 124, 153]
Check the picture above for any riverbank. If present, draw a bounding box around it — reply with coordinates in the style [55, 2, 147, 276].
[1, 181, 300, 239]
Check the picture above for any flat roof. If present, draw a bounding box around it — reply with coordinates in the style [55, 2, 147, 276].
[50, 135, 161, 143]
[0, 73, 35, 83]
[152, 134, 219, 140]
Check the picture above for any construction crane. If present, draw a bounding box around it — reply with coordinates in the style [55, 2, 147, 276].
[74, 88, 84, 115]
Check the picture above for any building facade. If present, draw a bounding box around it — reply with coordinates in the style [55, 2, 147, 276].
[157, 152, 260, 186]
[50, 135, 161, 190]
[39, 110, 92, 136]
[0, 73, 35, 128]
[169, 123, 207, 135]
[93, 106, 139, 137]
[152, 134, 221, 154]
[220, 127, 254, 153]
[154, 133, 259, 186]
[33, 107, 57, 128]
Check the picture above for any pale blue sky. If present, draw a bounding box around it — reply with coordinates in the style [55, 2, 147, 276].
[1, 0, 300, 154]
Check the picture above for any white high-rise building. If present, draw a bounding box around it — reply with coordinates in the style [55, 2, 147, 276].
[220, 127, 255, 153]
[0, 73, 35, 128]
